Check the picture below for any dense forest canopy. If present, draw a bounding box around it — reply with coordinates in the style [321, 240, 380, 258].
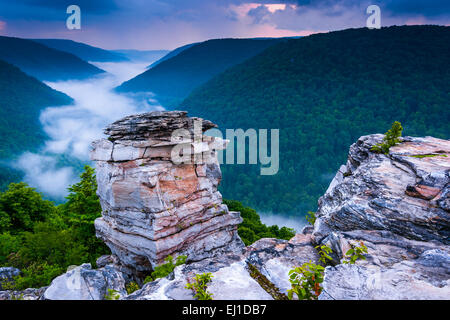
[181, 25, 450, 215]
[30, 39, 128, 63]
[0, 59, 73, 190]
[0, 167, 291, 290]
[0, 36, 104, 81]
[116, 38, 284, 105]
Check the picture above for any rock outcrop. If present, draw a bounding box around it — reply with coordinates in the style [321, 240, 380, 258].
[125, 234, 319, 300]
[43, 264, 126, 300]
[88, 114, 448, 300]
[90, 111, 244, 278]
[312, 135, 450, 300]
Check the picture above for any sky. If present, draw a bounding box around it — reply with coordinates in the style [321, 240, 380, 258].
[0, 1, 449, 50]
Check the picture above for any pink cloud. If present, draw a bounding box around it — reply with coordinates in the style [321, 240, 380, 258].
[0, 21, 6, 32]
[404, 16, 427, 26]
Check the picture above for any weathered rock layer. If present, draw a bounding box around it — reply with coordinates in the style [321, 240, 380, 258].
[313, 135, 450, 300]
[90, 111, 244, 277]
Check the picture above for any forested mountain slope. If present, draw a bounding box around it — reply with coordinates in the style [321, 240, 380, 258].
[116, 38, 283, 104]
[0, 36, 104, 81]
[0, 59, 73, 189]
[181, 25, 450, 215]
[30, 39, 128, 62]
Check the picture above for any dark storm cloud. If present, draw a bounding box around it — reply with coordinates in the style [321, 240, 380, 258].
[277, 0, 450, 17]
[0, 1, 448, 49]
[0, 0, 117, 18]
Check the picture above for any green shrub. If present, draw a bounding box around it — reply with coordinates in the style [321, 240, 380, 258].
[315, 244, 333, 266]
[0, 232, 21, 265]
[104, 289, 120, 300]
[12, 262, 64, 290]
[126, 282, 140, 294]
[185, 272, 213, 300]
[287, 261, 325, 300]
[144, 255, 187, 284]
[305, 211, 316, 225]
[342, 241, 368, 264]
[0, 182, 56, 234]
[371, 121, 403, 154]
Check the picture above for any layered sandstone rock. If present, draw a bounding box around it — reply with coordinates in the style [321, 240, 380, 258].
[312, 135, 450, 300]
[90, 111, 244, 277]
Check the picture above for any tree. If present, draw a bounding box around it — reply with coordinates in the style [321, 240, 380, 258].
[58, 165, 109, 265]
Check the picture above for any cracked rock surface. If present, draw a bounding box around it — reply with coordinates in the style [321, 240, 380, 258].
[90, 111, 244, 278]
[313, 135, 450, 300]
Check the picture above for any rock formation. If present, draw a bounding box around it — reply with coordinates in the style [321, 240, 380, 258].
[124, 134, 449, 300]
[90, 111, 244, 278]
[312, 135, 450, 299]
[8, 117, 447, 300]
[43, 264, 126, 300]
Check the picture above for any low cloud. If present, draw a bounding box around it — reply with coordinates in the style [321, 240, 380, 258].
[16, 61, 163, 199]
[15, 152, 76, 199]
[259, 212, 307, 232]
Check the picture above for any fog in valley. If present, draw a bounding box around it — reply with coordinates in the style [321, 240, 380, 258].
[15, 60, 162, 199]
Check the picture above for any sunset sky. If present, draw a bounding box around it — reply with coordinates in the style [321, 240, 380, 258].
[0, 0, 448, 50]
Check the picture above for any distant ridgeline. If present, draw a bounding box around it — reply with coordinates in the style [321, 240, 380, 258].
[0, 36, 104, 81]
[0, 59, 73, 190]
[116, 38, 286, 105]
[181, 25, 450, 215]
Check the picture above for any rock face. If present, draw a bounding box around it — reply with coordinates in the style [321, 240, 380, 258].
[312, 135, 450, 300]
[90, 111, 244, 277]
[43, 264, 127, 300]
[0, 286, 47, 300]
[125, 234, 319, 300]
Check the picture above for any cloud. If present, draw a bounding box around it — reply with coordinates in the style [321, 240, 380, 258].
[41, 61, 162, 160]
[15, 152, 76, 199]
[0, 1, 448, 50]
[0, 20, 5, 31]
[15, 61, 163, 199]
[259, 212, 307, 232]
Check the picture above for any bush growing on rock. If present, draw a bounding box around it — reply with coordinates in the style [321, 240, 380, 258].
[342, 242, 368, 264]
[315, 244, 333, 266]
[371, 121, 403, 154]
[185, 272, 213, 300]
[104, 289, 120, 300]
[126, 282, 140, 294]
[287, 261, 325, 300]
[144, 255, 187, 284]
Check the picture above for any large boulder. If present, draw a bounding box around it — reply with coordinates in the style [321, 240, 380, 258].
[43, 264, 126, 300]
[312, 135, 450, 300]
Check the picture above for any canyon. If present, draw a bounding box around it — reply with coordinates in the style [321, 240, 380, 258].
[1, 111, 448, 300]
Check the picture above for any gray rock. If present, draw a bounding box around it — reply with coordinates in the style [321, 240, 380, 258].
[91, 111, 244, 277]
[0, 267, 20, 290]
[0, 286, 47, 300]
[44, 264, 126, 300]
[245, 236, 319, 295]
[313, 135, 450, 244]
[124, 254, 273, 300]
[96, 255, 114, 268]
[313, 135, 450, 299]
